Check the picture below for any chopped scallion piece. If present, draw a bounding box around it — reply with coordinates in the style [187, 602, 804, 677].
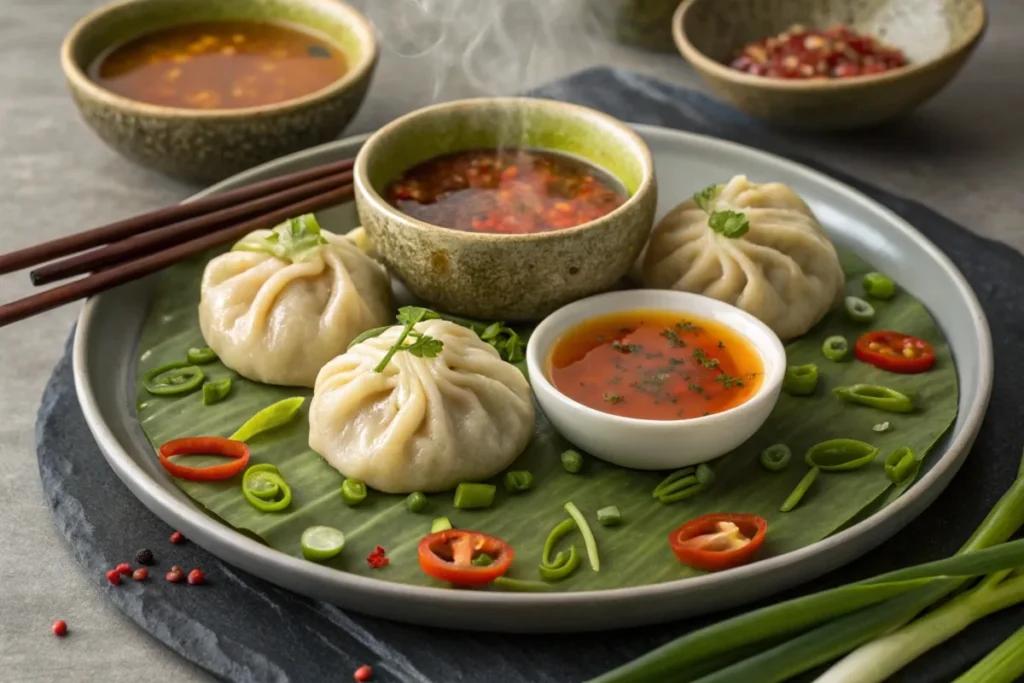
[430, 517, 452, 533]
[596, 506, 622, 527]
[560, 449, 583, 474]
[405, 491, 427, 513]
[453, 483, 496, 509]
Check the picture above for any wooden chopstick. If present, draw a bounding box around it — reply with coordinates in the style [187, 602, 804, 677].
[0, 157, 355, 276]
[31, 170, 354, 286]
[0, 184, 353, 329]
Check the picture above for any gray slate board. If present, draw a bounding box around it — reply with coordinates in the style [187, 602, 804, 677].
[37, 68, 1024, 683]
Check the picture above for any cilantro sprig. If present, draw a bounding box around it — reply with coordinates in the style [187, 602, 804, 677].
[478, 321, 527, 364]
[233, 214, 329, 263]
[373, 306, 444, 373]
[692, 184, 750, 239]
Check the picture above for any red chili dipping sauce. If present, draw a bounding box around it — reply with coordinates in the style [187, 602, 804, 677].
[548, 310, 764, 421]
[730, 24, 908, 79]
[384, 149, 627, 234]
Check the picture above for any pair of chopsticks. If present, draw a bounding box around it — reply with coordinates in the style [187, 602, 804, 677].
[0, 158, 356, 328]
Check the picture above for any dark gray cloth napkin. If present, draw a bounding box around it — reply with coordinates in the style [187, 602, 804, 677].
[37, 67, 1024, 683]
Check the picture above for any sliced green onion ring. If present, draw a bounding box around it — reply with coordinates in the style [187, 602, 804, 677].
[822, 335, 850, 362]
[143, 362, 205, 396]
[538, 518, 581, 581]
[804, 439, 880, 471]
[242, 464, 292, 512]
[340, 478, 368, 506]
[301, 525, 346, 562]
[844, 296, 876, 323]
[187, 346, 218, 365]
[202, 378, 232, 405]
[885, 446, 920, 485]
[834, 384, 914, 413]
[760, 444, 792, 472]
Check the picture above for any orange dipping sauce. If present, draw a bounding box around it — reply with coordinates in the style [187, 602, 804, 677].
[548, 310, 764, 421]
[90, 21, 347, 110]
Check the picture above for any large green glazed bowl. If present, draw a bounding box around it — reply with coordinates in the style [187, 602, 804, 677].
[61, 0, 377, 184]
[353, 97, 658, 322]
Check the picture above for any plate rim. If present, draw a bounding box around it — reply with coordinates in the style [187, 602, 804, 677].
[71, 123, 994, 626]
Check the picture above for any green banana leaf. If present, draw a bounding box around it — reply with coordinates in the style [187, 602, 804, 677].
[135, 249, 957, 590]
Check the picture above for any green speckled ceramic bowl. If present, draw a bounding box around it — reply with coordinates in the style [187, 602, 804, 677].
[673, 0, 986, 130]
[353, 98, 658, 322]
[61, 0, 377, 184]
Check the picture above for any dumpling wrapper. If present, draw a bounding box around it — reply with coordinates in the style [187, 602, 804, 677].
[199, 226, 393, 388]
[641, 175, 845, 341]
[308, 319, 535, 494]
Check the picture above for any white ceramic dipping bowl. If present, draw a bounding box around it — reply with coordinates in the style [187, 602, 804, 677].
[526, 290, 787, 470]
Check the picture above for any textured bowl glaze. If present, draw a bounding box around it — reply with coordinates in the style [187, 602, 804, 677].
[673, 0, 986, 130]
[353, 98, 658, 321]
[61, 0, 377, 184]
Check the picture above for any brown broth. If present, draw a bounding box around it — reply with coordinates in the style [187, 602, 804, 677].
[385, 149, 627, 234]
[549, 310, 763, 421]
[90, 21, 347, 110]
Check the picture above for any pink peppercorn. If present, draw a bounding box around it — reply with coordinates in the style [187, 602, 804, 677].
[169, 531, 185, 544]
[187, 569, 205, 585]
[115, 562, 132, 576]
[106, 569, 122, 586]
[132, 568, 149, 581]
[52, 620, 68, 637]
[353, 665, 373, 682]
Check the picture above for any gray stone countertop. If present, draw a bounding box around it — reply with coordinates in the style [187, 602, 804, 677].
[0, 1, 1021, 681]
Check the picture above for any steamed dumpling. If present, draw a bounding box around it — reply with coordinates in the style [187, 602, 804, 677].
[308, 318, 535, 494]
[641, 175, 844, 340]
[199, 214, 393, 388]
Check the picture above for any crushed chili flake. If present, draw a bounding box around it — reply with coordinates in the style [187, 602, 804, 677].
[366, 546, 389, 569]
[731, 23, 908, 79]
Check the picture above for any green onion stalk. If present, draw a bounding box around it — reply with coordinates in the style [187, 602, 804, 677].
[589, 448, 1024, 683]
[954, 623, 1024, 683]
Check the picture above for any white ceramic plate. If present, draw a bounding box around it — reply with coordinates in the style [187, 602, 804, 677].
[72, 125, 992, 632]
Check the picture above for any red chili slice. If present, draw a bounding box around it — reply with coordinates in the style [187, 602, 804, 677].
[669, 513, 768, 572]
[417, 529, 514, 586]
[157, 436, 250, 481]
[855, 331, 936, 374]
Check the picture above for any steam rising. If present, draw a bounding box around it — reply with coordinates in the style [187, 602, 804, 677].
[361, 0, 606, 107]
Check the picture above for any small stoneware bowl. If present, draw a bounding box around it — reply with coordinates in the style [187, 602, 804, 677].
[61, 0, 377, 184]
[526, 290, 786, 470]
[673, 0, 987, 130]
[353, 97, 658, 321]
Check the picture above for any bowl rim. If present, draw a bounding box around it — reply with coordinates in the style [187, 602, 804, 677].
[59, 0, 379, 119]
[352, 96, 656, 244]
[672, 0, 988, 91]
[525, 289, 786, 430]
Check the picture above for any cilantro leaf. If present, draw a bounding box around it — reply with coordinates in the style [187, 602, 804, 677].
[396, 306, 440, 327]
[707, 210, 750, 239]
[232, 213, 329, 263]
[692, 184, 721, 212]
[404, 335, 444, 358]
